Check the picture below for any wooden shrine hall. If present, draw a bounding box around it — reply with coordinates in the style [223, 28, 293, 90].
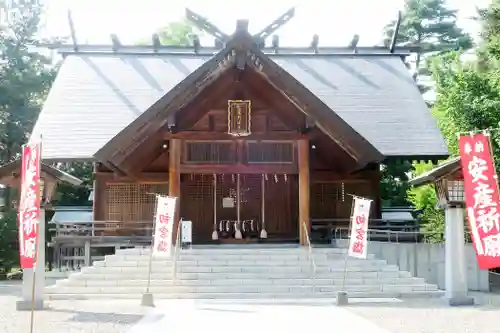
[30, 8, 448, 245]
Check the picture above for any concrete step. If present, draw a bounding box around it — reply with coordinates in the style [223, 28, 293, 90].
[46, 290, 445, 300]
[57, 277, 427, 287]
[68, 270, 412, 281]
[109, 252, 377, 261]
[46, 247, 441, 300]
[46, 283, 439, 295]
[102, 256, 380, 267]
[96, 259, 389, 269]
[80, 265, 404, 276]
[116, 247, 351, 255]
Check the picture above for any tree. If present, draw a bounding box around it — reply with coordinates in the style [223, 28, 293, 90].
[384, 0, 473, 72]
[52, 162, 93, 206]
[0, 0, 54, 271]
[409, 0, 500, 238]
[380, 0, 473, 208]
[380, 161, 414, 207]
[0, 1, 56, 211]
[476, 0, 500, 71]
[136, 20, 198, 46]
[407, 162, 444, 242]
[429, 52, 500, 167]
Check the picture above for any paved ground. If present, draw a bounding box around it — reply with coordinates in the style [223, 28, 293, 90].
[2, 280, 500, 332]
[128, 298, 395, 333]
[0, 280, 147, 333]
[350, 292, 500, 333]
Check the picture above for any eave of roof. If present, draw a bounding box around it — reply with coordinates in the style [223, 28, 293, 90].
[46, 43, 416, 57]
[409, 157, 461, 187]
[0, 160, 83, 186]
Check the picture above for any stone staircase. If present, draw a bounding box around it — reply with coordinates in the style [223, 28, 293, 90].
[45, 246, 443, 300]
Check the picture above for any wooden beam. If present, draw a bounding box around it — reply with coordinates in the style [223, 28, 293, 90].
[180, 163, 297, 175]
[97, 171, 169, 183]
[311, 170, 373, 182]
[298, 139, 310, 246]
[169, 138, 182, 245]
[164, 131, 304, 140]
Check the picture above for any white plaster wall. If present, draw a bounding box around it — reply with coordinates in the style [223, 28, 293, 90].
[335, 240, 489, 292]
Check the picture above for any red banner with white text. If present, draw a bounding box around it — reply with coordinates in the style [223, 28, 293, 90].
[459, 133, 500, 270]
[18, 142, 42, 269]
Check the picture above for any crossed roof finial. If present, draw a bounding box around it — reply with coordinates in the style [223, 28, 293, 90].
[185, 7, 295, 45]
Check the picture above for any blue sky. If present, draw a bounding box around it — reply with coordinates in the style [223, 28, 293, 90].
[42, 0, 491, 46]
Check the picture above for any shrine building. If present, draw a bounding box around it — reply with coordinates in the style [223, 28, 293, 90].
[29, 9, 448, 245]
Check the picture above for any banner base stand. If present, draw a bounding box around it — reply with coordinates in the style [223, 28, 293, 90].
[141, 292, 155, 307]
[16, 299, 44, 311]
[336, 291, 348, 306]
[446, 296, 475, 307]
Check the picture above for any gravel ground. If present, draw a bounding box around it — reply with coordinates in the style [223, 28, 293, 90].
[349, 292, 500, 333]
[0, 280, 147, 333]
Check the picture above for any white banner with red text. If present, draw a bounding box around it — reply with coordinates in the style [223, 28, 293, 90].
[459, 133, 500, 270]
[347, 197, 372, 259]
[152, 195, 177, 257]
[18, 141, 42, 269]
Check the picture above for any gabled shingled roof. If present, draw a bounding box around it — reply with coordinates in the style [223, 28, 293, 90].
[30, 47, 448, 161]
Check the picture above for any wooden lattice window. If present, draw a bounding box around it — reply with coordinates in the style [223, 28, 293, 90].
[105, 183, 169, 222]
[184, 141, 235, 164]
[310, 182, 345, 219]
[247, 141, 294, 163]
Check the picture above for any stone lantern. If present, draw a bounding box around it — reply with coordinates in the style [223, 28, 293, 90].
[0, 160, 82, 311]
[409, 157, 474, 306]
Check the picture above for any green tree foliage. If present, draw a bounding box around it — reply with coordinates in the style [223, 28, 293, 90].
[0, 1, 57, 270]
[380, 0, 474, 208]
[477, 0, 500, 70]
[0, 1, 55, 165]
[429, 52, 500, 168]
[52, 162, 93, 206]
[0, 211, 19, 273]
[384, 0, 473, 71]
[380, 161, 414, 207]
[136, 20, 197, 46]
[407, 162, 444, 242]
[406, 0, 500, 239]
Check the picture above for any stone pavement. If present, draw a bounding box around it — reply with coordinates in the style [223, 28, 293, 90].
[350, 292, 500, 333]
[2, 280, 500, 332]
[128, 298, 396, 333]
[0, 280, 147, 333]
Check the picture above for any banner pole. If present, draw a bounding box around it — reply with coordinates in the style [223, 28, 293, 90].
[338, 196, 357, 306]
[29, 263, 37, 333]
[340, 224, 351, 292]
[141, 195, 159, 307]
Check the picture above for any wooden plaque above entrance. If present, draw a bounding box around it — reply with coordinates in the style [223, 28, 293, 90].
[228, 100, 251, 136]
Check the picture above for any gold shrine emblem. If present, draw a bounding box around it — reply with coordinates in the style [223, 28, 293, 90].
[228, 100, 252, 137]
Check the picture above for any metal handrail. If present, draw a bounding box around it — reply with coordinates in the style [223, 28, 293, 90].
[302, 221, 316, 292]
[172, 219, 183, 285]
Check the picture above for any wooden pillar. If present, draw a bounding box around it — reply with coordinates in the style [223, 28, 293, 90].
[372, 164, 382, 219]
[93, 164, 107, 221]
[298, 139, 310, 246]
[169, 138, 182, 244]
